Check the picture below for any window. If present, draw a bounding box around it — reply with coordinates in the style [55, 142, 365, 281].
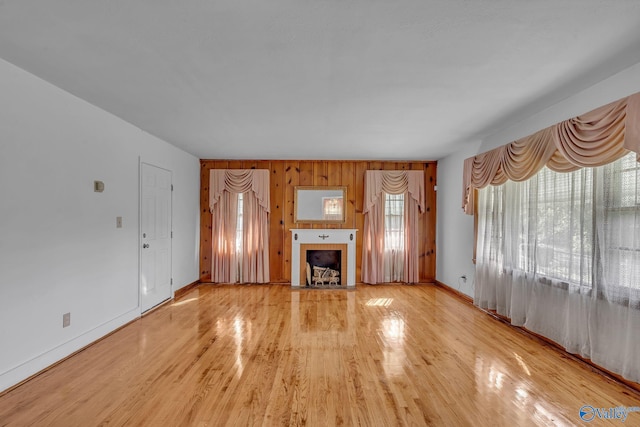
[235, 192, 244, 253]
[384, 193, 404, 282]
[384, 193, 404, 250]
[601, 153, 640, 291]
[231, 192, 244, 279]
[525, 164, 594, 287]
[478, 152, 640, 296]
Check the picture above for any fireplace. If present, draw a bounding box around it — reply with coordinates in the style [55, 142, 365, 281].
[290, 229, 357, 288]
[303, 246, 345, 287]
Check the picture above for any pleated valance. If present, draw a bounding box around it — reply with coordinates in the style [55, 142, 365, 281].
[462, 92, 640, 214]
[364, 170, 425, 215]
[209, 169, 270, 212]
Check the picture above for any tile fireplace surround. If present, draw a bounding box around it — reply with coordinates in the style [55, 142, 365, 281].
[290, 229, 357, 288]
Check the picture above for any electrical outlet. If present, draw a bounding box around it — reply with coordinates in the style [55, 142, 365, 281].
[63, 312, 71, 328]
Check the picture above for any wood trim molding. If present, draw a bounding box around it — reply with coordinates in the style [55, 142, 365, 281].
[3, 281, 195, 397]
[174, 280, 200, 300]
[0, 317, 139, 398]
[434, 280, 473, 304]
[434, 280, 640, 396]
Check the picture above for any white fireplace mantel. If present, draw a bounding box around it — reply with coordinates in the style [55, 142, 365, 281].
[290, 229, 357, 288]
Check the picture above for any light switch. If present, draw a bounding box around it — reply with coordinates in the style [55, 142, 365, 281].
[116, 216, 123, 228]
[63, 312, 71, 328]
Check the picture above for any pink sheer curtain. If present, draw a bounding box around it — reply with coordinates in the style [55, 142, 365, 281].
[209, 170, 270, 283]
[211, 191, 239, 281]
[462, 92, 640, 214]
[362, 170, 424, 284]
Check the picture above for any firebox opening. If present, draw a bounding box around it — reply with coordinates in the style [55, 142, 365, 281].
[306, 250, 342, 286]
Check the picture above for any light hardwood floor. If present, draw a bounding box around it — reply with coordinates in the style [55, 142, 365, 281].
[1, 284, 639, 426]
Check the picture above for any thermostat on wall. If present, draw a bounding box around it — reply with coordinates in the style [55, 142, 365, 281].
[94, 180, 104, 192]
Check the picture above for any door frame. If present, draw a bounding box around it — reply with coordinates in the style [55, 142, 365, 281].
[139, 159, 173, 312]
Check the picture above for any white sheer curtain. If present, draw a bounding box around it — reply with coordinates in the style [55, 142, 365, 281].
[475, 152, 640, 382]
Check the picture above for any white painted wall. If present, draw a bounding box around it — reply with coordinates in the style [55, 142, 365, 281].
[0, 58, 200, 392]
[436, 61, 640, 297]
[435, 142, 480, 297]
[479, 62, 640, 154]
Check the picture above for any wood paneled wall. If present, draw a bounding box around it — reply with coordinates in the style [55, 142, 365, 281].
[200, 160, 437, 283]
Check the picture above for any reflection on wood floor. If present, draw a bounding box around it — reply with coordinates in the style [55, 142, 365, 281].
[1, 284, 639, 426]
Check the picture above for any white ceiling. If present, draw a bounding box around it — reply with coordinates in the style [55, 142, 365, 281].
[1, 1, 639, 160]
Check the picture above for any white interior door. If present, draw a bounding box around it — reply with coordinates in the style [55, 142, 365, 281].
[140, 162, 172, 312]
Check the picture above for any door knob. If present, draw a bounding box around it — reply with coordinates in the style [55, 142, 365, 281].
[143, 244, 149, 249]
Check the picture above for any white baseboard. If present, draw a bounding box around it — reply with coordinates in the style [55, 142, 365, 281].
[0, 307, 140, 393]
